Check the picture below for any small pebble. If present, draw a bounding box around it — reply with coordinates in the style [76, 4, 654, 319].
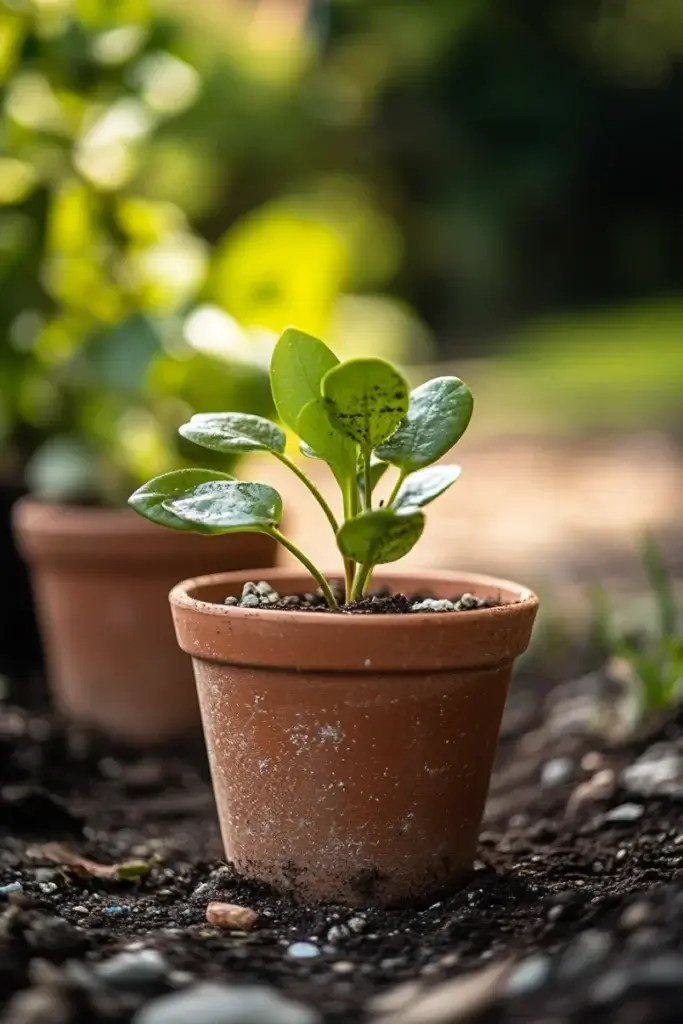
[541, 758, 574, 788]
[620, 901, 653, 931]
[287, 942, 321, 959]
[567, 769, 616, 813]
[457, 592, 480, 610]
[39, 882, 58, 894]
[412, 598, 455, 612]
[134, 983, 319, 1024]
[97, 949, 169, 991]
[327, 924, 350, 943]
[331, 962, 355, 975]
[72, 905, 89, 915]
[634, 953, 683, 986]
[347, 916, 366, 934]
[192, 883, 211, 899]
[604, 803, 644, 823]
[506, 955, 551, 995]
[0, 882, 23, 894]
[558, 930, 612, 979]
[224, 596, 239, 606]
[242, 582, 259, 598]
[205, 901, 259, 932]
[240, 594, 260, 608]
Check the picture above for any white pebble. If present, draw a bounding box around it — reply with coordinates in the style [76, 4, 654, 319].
[287, 942, 320, 959]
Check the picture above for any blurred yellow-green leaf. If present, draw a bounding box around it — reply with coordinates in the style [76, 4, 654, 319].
[209, 205, 348, 337]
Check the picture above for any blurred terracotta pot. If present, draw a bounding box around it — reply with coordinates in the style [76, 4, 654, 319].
[12, 499, 277, 745]
[170, 568, 538, 906]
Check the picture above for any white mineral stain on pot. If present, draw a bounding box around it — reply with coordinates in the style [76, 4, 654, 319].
[319, 723, 345, 745]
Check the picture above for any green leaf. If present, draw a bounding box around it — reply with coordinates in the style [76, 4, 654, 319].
[358, 454, 389, 499]
[300, 440, 321, 460]
[179, 413, 286, 456]
[337, 507, 424, 565]
[375, 377, 473, 473]
[296, 399, 356, 484]
[128, 469, 235, 532]
[116, 861, 151, 880]
[642, 531, 677, 638]
[270, 328, 339, 432]
[164, 480, 282, 533]
[393, 464, 461, 511]
[322, 358, 409, 449]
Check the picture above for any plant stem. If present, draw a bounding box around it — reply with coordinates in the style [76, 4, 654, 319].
[362, 449, 372, 512]
[342, 471, 360, 604]
[350, 562, 373, 603]
[386, 470, 406, 508]
[275, 452, 339, 535]
[269, 528, 339, 610]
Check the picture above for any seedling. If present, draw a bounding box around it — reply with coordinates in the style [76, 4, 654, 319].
[592, 532, 683, 717]
[129, 328, 473, 609]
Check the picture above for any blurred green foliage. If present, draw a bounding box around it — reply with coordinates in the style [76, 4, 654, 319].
[0, 0, 427, 502]
[592, 533, 683, 721]
[2, 0, 682, 502]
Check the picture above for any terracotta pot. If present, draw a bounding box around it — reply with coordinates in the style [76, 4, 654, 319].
[170, 568, 539, 906]
[12, 500, 278, 745]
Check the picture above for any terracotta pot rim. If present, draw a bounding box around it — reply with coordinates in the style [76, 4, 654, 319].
[12, 497, 278, 569]
[13, 496, 153, 535]
[169, 568, 538, 673]
[170, 567, 537, 624]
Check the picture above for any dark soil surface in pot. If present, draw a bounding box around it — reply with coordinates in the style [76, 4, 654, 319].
[3, 662, 683, 1023]
[225, 580, 503, 613]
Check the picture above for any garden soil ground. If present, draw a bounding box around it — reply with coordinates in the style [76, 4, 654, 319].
[3, 657, 683, 1023]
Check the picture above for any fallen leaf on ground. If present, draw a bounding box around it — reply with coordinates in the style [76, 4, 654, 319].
[36, 843, 150, 880]
[378, 960, 510, 1024]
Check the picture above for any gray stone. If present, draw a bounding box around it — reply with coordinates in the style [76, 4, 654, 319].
[619, 901, 653, 931]
[240, 594, 260, 608]
[97, 949, 169, 991]
[591, 968, 630, 1004]
[456, 593, 480, 610]
[241, 582, 259, 598]
[134, 984, 319, 1024]
[541, 758, 574, 788]
[622, 742, 683, 798]
[505, 955, 551, 996]
[326, 924, 350, 943]
[604, 803, 643, 823]
[347, 915, 366, 934]
[0, 881, 23, 894]
[1, 987, 71, 1024]
[224, 596, 239, 606]
[34, 869, 56, 883]
[558, 930, 612, 980]
[634, 953, 683, 987]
